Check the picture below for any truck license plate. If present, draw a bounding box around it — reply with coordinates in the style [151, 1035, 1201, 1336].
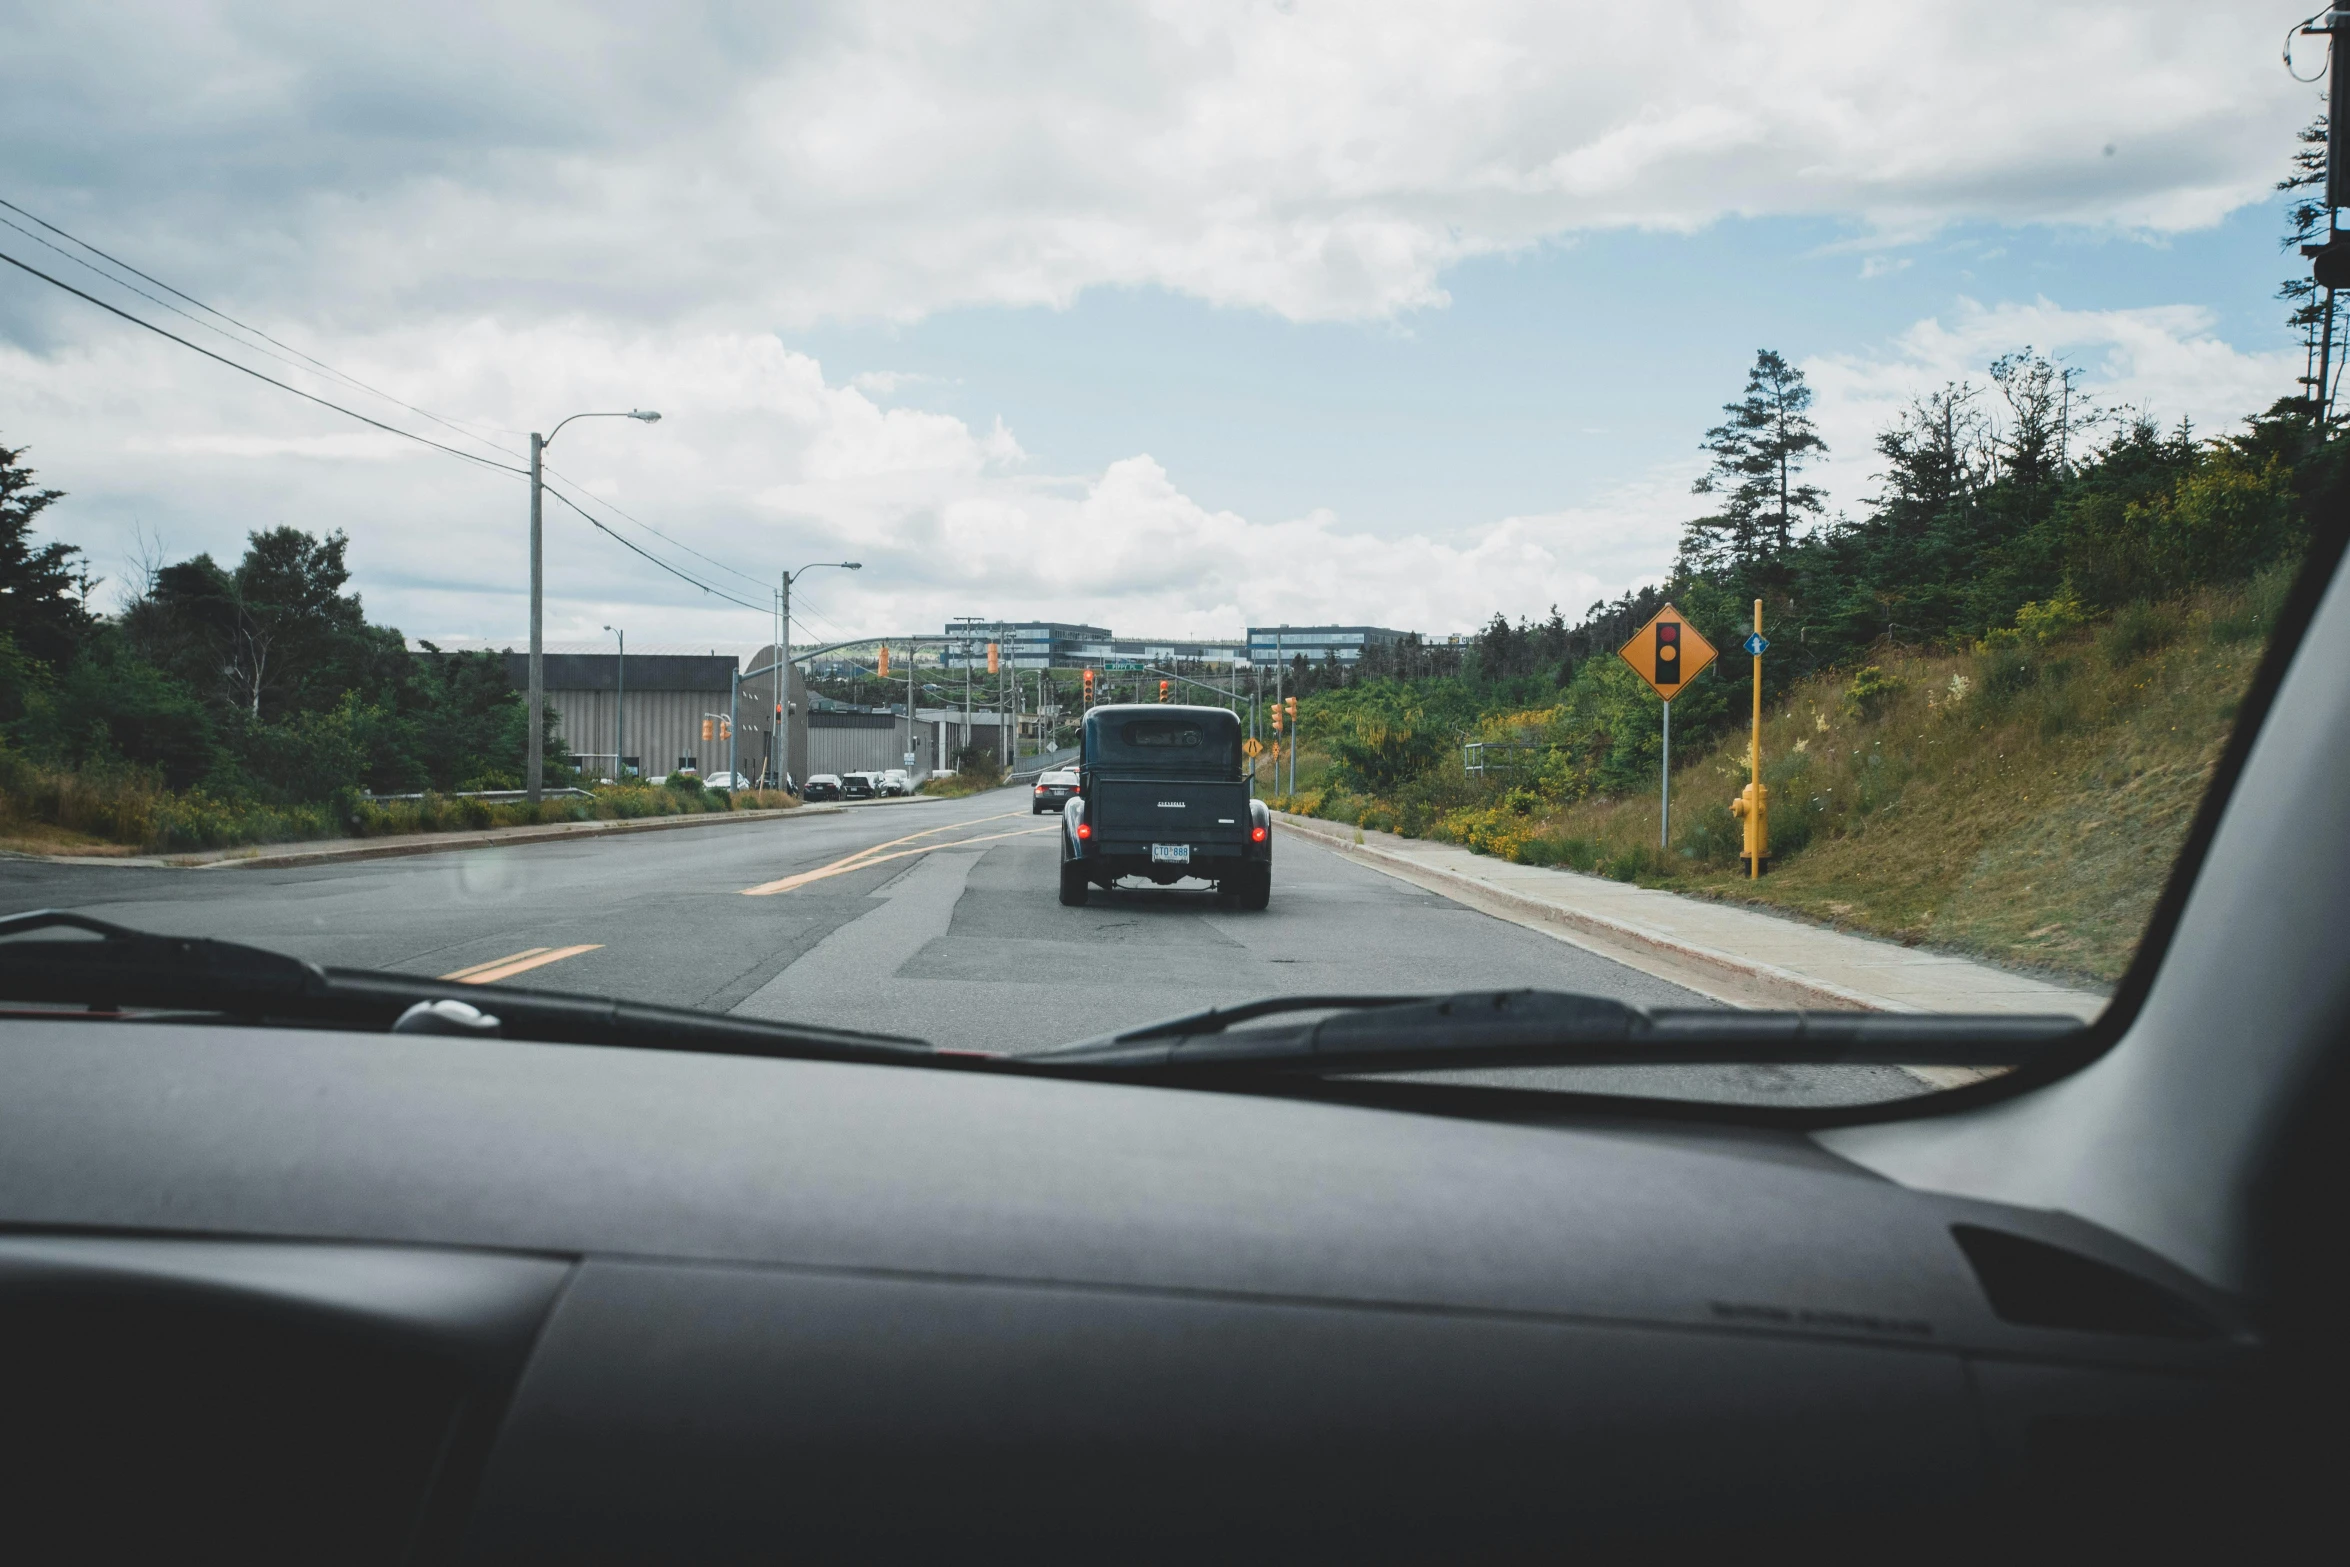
[1150, 844, 1191, 865]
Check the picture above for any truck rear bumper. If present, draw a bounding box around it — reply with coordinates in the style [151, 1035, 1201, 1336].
[1080, 845, 1264, 883]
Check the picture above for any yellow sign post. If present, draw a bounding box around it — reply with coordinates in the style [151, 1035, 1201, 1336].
[1618, 604, 1719, 849]
[1730, 600, 1770, 877]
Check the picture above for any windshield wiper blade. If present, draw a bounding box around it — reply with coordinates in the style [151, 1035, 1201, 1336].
[0, 908, 934, 1065]
[1030, 988, 2082, 1075]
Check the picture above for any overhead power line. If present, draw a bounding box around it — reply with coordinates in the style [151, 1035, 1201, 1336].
[2, 202, 799, 616]
[540, 483, 769, 614]
[0, 195, 524, 460]
[0, 247, 528, 476]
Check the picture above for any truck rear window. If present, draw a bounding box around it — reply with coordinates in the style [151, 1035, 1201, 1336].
[1089, 714, 1242, 775]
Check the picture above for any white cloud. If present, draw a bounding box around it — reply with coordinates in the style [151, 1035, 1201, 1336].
[0, 3, 2308, 331]
[0, 316, 1699, 643]
[0, 5, 2308, 649]
[1801, 297, 2300, 514]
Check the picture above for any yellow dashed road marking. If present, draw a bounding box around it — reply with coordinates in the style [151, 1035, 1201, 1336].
[440, 944, 603, 984]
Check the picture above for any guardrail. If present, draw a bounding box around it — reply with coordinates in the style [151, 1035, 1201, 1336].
[361, 787, 599, 804]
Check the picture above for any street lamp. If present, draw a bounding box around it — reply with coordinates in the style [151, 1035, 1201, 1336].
[775, 560, 861, 791]
[527, 409, 660, 803]
[601, 624, 624, 782]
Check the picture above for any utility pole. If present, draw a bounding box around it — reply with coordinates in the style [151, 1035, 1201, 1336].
[528, 433, 543, 800]
[524, 409, 659, 803]
[2300, 8, 2350, 429]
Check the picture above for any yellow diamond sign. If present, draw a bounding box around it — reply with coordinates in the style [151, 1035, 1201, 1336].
[1617, 603, 1718, 701]
[1242, 736, 1266, 758]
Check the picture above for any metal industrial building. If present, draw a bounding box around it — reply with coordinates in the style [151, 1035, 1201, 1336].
[490, 648, 800, 783]
[807, 708, 1009, 778]
[411, 642, 805, 785]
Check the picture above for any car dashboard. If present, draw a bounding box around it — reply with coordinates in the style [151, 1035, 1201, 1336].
[0, 1019, 2272, 1561]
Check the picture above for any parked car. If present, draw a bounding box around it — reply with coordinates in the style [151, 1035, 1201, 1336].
[841, 772, 877, 799]
[803, 773, 843, 801]
[701, 771, 753, 791]
[1031, 768, 1079, 813]
[879, 769, 911, 796]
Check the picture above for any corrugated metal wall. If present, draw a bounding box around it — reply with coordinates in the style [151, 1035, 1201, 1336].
[808, 720, 904, 778]
[552, 689, 748, 780]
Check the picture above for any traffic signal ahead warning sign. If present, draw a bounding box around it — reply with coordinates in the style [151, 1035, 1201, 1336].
[1617, 603, 1718, 700]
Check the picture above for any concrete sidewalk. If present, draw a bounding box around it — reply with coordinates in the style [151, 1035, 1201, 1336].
[1274, 810, 2106, 1020]
[4, 794, 945, 873]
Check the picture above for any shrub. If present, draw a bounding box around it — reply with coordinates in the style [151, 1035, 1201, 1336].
[2098, 601, 2181, 668]
[2211, 560, 2298, 645]
[1839, 666, 1906, 723]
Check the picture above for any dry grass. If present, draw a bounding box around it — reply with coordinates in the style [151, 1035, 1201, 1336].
[1281, 572, 2288, 985]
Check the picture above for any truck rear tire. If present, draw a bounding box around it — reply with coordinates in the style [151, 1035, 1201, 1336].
[1234, 864, 1271, 911]
[1059, 861, 1091, 906]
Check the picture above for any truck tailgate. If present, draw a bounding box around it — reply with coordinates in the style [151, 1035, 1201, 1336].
[1090, 776, 1250, 845]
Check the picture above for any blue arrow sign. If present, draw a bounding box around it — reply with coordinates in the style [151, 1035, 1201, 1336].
[1742, 633, 1769, 657]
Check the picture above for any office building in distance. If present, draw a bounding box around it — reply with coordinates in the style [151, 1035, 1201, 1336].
[1246, 624, 1410, 668]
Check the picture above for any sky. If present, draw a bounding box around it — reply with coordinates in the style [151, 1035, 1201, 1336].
[0, 2, 2326, 649]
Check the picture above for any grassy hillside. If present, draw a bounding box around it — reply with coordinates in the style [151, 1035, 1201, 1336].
[1277, 569, 2291, 986]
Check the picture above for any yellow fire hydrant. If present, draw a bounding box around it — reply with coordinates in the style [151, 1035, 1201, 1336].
[1731, 781, 1768, 877]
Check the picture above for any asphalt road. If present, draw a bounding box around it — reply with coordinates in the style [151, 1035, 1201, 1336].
[0, 788, 1929, 1107]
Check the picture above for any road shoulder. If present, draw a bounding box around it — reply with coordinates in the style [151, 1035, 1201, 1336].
[1273, 809, 2106, 1021]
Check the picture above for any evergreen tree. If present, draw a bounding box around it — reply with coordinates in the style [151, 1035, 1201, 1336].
[2278, 112, 2336, 425]
[1684, 349, 1827, 571]
[0, 440, 92, 668]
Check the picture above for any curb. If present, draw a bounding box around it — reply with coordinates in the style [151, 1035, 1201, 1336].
[1274, 810, 1892, 1013]
[10, 794, 947, 873]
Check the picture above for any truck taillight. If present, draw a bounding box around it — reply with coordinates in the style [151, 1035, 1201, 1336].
[1251, 825, 1268, 842]
[1076, 822, 1091, 839]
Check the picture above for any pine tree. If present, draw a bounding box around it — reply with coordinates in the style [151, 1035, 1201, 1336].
[2280, 112, 2335, 426]
[1684, 349, 1827, 571]
[0, 439, 91, 668]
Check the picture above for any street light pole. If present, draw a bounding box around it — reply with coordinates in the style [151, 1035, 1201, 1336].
[601, 625, 624, 781]
[778, 560, 863, 788]
[526, 408, 660, 804]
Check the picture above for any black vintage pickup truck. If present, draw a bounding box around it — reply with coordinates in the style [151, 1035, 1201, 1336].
[1060, 704, 1272, 908]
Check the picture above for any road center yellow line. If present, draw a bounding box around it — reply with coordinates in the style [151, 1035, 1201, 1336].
[740, 826, 1052, 896]
[832, 810, 1031, 864]
[439, 947, 549, 980]
[734, 810, 1034, 896]
[442, 944, 603, 984]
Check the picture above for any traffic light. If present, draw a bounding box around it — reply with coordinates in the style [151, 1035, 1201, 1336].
[1270, 704, 1282, 735]
[1158, 680, 1170, 702]
[878, 645, 890, 678]
[701, 717, 714, 742]
[987, 642, 1000, 675]
[1654, 620, 1681, 688]
[1082, 668, 1096, 706]
[1285, 696, 1298, 726]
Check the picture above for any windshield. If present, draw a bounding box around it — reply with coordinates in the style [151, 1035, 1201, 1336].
[0, 9, 2330, 1110]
